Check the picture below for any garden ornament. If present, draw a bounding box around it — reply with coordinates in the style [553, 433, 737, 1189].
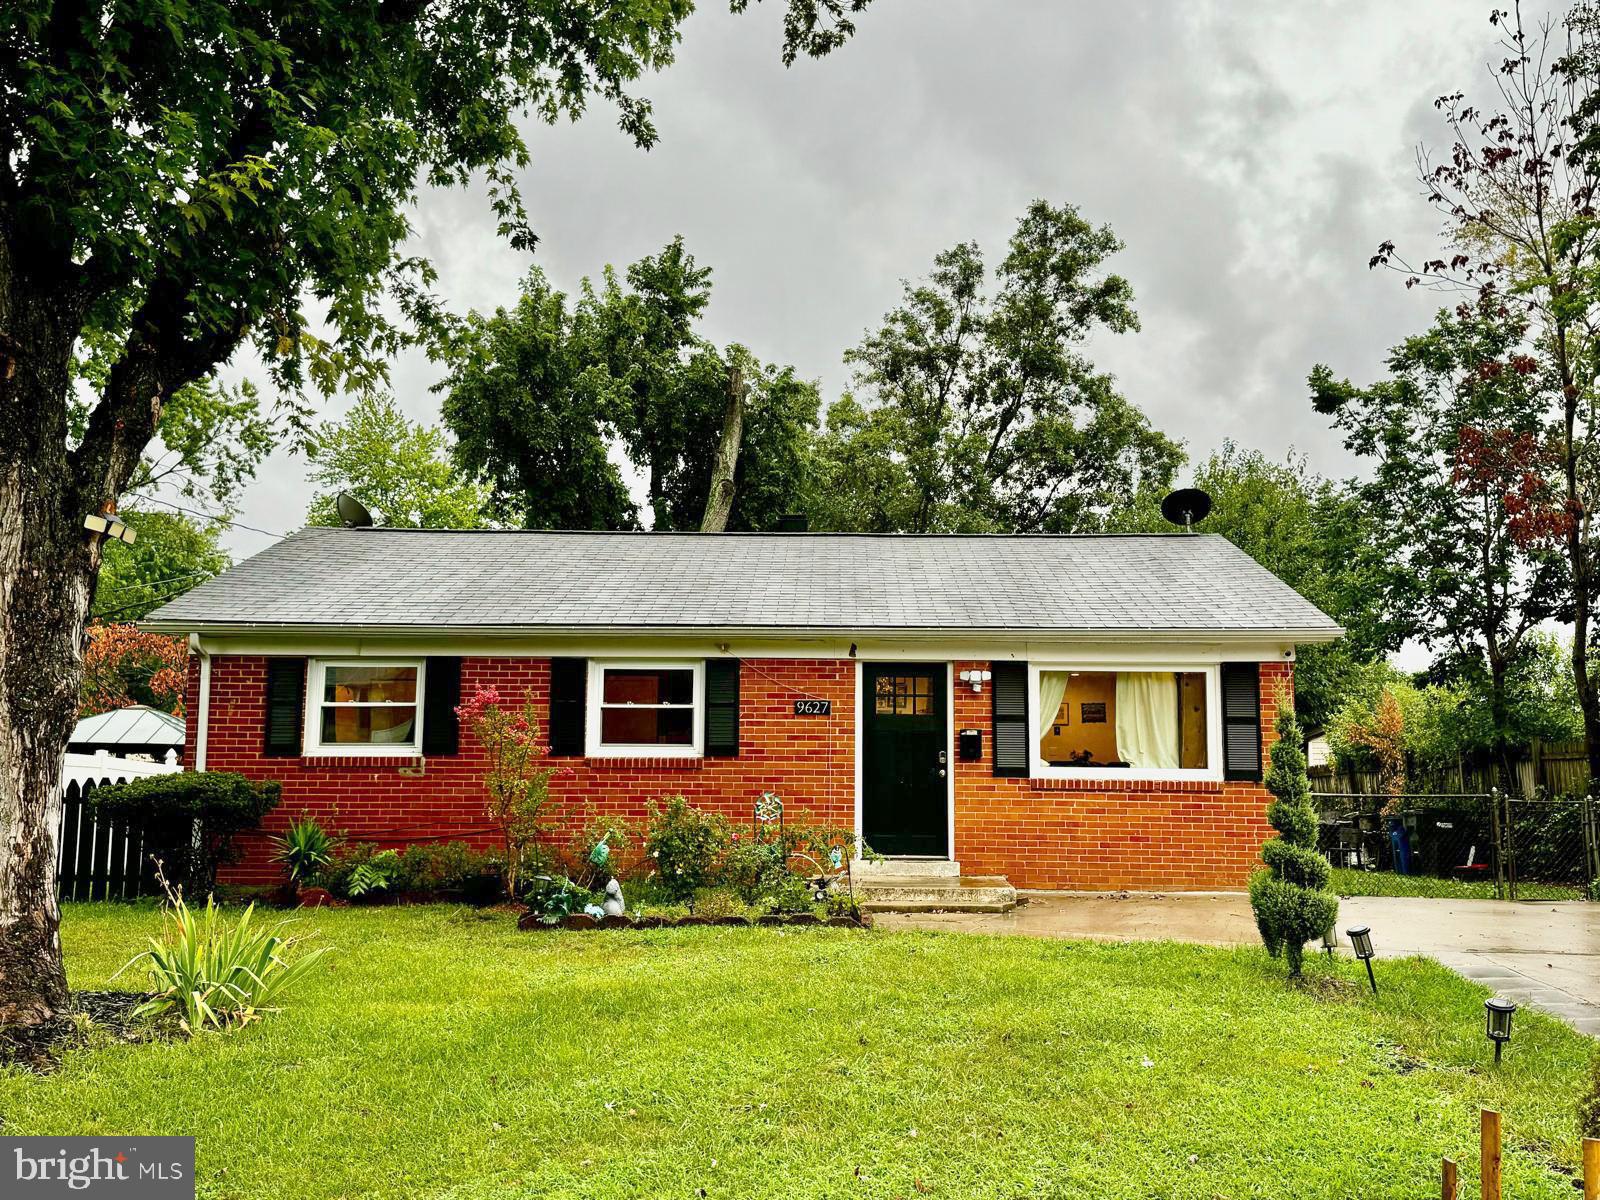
[589, 834, 613, 869]
[602, 877, 625, 917]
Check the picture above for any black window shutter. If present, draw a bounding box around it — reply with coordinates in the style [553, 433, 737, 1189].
[990, 661, 1030, 778]
[548, 658, 587, 756]
[264, 657, 306, 757]
[421, 657, 462, 756]
[1221, 662, 1263, 782]
[705, 659, 741, 757]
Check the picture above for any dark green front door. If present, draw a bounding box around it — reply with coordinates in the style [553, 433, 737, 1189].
[861, 663, 948, 857]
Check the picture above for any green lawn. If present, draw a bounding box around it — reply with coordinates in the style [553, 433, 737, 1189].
[0, 904, 1592, 1200]
[1329, 866, 1583, 901]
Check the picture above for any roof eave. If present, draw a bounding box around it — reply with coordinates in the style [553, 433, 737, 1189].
[141, 619, 1346, 644]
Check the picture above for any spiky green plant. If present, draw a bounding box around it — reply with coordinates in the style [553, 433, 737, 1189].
[117, 879, 329, 1032]
[271, 814, 338, 886]
[1248, 699, 1338, 978]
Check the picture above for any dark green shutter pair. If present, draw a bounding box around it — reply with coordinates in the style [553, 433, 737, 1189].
[987, 660, 1263, 781]
[546, 657, 741, 757]
[263, 657, 462, 757]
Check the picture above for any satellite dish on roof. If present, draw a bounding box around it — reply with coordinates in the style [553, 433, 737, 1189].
[1160, 488, 1212, 532]
[335, 493, 375, 528]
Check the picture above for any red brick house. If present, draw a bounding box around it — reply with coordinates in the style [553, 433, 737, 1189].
[143, 528, 1340, 893]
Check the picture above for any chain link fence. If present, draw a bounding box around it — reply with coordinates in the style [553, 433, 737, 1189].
[1312, 791, 1597, 901]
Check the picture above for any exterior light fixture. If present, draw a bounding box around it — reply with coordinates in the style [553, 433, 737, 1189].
[83, 512, 137, 545]
[1321, 925, 1338, 960]
[1484, 997, 1516, 1063]
[1347, 925, 1377, 995]
[958, 669, 992, 693]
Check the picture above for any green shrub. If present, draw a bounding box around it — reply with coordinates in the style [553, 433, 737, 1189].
[116, 885, 328, 1032]
[90, 771, 280, 894]
[272, 815, 338, 887]
[1249, 701, 1338, 977]
[824, 888, 861, 920]
[646, 796, 731, 901]
[720, 836, 788, 903]
[757, 873, 818, 915]
[345, 849, 401, 898]
[523, 875, 597, 924]
[691, 887, 755, 920]
[396, 841, 502, 902]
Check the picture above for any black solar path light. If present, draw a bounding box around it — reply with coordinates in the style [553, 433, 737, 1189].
[1321, 925, 1338, 960]
[1347, 926, 1377, 995]
[1485, 998, 1516, 1064]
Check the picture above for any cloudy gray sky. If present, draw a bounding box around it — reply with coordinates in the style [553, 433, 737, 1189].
[214, 0, 1540, 560]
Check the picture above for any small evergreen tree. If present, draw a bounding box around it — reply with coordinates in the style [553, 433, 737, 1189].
[1249, 700, 1338, 977]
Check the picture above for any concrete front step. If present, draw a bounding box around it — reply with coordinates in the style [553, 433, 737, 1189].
[855, 874, 1018, 914]
[852, 857, 963, 879]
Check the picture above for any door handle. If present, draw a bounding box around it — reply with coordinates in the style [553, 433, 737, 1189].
[937, 768, 947, 778]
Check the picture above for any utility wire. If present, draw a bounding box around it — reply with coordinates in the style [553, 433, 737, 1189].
[135, 494, 289, 541]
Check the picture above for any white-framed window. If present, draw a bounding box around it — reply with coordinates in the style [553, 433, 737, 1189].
[1029, 662, 1221, 781]
[586, 660, 703, 758]
[304, 659, 424, 756]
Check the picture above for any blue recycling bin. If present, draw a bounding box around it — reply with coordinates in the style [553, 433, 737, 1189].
[1387, 817, 1412, 876]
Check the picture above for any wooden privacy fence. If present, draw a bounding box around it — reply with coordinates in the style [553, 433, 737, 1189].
[56, 750, 180, 901]
[1309, 738, 1591, 800]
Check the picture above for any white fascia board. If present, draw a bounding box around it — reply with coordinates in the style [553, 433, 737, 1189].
[183, 627, 1326, 664]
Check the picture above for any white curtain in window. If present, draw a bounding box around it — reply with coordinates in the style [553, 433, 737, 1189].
[1037, 672, 1070, 740]
[1115, 672, 1179, 768]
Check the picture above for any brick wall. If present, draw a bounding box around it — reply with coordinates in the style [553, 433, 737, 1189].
[194, 653, 1291, 891]
[196, 655, 856, 886]
[950, 659, 1292, 890]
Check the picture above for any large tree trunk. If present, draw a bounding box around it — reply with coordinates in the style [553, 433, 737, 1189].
[700, 359, 747, 534]
[0, 274, 98, 1025]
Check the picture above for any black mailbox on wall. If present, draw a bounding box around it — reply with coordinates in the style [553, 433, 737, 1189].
[958, 728, 982, 761]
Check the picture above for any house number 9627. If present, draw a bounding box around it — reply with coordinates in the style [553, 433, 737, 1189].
[793, 699, 831, 716]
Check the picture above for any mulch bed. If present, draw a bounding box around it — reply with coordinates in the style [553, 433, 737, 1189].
[0, 990, 157, 1073]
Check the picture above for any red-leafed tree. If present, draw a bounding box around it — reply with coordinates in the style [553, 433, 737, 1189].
[1311, 294, 1569, 783]
[79, 624, 189, 719]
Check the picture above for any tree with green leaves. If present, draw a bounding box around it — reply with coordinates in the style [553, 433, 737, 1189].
[92, 510, 231, 623]
[808, 201, 1182, 534]
[1249, 702, 1338, 979]
[439, 241, 821, 532]
[1108, 442, 1394, 733]
[305, 394, 489, 529]
[0, 0, 868, 1025]
[1310, 296, 1569, 782]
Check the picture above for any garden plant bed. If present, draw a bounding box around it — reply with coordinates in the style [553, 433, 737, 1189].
[517, 909, 872, 931]
[3, 903, 1593, 1199]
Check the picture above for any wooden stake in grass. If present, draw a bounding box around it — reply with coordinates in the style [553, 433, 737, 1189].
[1480, 1109, 1501, 1200]
[1583, 1136, 1600, 1200]
[1441, 1156, 1457, 1200]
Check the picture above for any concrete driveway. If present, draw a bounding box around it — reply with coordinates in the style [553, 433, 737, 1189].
[874, 892, 1600, 1035]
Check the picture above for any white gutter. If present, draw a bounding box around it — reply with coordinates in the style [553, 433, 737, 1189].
[189, 633, 211, 772]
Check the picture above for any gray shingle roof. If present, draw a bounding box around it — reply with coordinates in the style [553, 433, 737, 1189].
[142, 528, 1343, 638]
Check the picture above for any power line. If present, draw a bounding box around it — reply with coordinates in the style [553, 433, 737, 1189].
[95, 569, 214, 601]
[134, 495, 289, 541]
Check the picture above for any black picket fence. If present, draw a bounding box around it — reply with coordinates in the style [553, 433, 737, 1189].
[1313, 790, 1598, 900]
[56, 776, 165, 901]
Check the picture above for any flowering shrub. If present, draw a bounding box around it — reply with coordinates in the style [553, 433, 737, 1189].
[645, 796, 731, 901]
[454, 685, 570, 897]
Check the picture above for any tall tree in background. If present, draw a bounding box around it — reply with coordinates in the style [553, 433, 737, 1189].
[0, 0, 868, 1025]
[810, 201, 1182, 533]
[306, 395, 489, 529]
[1372, 3, 1600, 784]
[1310, 297, 1569, 780]
[1108, 442, 1393, 733]
[439, 242, 821, 533]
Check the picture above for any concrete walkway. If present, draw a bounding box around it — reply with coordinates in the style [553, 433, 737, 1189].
[874, 892, 1600, 1036]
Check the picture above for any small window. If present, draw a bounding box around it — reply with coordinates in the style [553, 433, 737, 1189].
[873, 673, 935, 716]
[588, 662, 703, 757]
[306, 660, 422, 755]
[1036, 669, 1211, 773]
